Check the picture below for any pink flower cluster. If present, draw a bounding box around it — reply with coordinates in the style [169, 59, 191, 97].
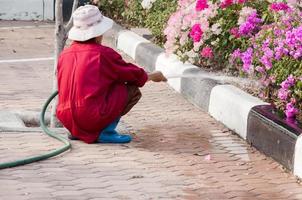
[259, 39, 274, 70]
[270, 2, 290, 12]
[201, 46, 213, 58]
[190, 24, 203, 42]
[278, 75, 300, 119]
[238, 11, 261, 36]
[278, 75, 295, 101]
[164, 10, 183, 54]
[196, 0, 208, 11]
[230, 27, 240, 38]
[285, 102, 299, 118]
[164, 0, 217, 61]
[231, 48, 253, 72]
[220, 0, 245, 8]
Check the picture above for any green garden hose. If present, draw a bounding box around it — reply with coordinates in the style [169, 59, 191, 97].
[0, 90, 71, 169]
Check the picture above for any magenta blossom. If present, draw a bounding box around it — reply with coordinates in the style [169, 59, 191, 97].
[260, 56, 272, 69]
[281, 75, 295, 89]
[278, 88, 289, 100]
[255, 66, 265, 73]
[220, 0, 233, 8]
[201, 46, 213, 58]
[196, 0, 209, 11]
[239, 12, 262, 36]
[220, 0, 245, 8]
[285, 102, 298, 118]
[270, 2, 290, 12]
[240, 48, 253, 72]
[231, 48, 241, 62]
[230, 27, 240, 38]
[190, 24, 203, 43]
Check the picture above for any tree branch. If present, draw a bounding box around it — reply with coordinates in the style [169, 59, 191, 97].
[51, 0, 64, 127]
[65, 0, 79, 32]
[55, 0, 64, 28]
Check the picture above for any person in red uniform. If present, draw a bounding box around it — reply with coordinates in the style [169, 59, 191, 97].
[56, 5, 167, 144]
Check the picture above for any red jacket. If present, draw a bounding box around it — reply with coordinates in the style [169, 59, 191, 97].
[56, 41, 148, 143]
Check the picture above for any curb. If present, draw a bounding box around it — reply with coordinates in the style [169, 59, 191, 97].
[103, 23, 302, 178]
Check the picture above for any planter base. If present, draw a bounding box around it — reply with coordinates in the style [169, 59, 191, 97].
[247, 105, 301, 171]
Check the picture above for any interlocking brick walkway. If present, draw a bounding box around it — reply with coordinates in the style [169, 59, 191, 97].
[0, 21, 302, 200]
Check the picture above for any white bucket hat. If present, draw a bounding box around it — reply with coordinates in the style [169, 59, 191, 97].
[68, 5, 113, 41]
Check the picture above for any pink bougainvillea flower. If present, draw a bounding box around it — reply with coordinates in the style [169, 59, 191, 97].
[231, 48, 241, 63]
[201, 46, 213, 58]
[260, 55, 272, 70]
[255, 66, 265, 73]
[230, 27, 240, 38]
[270, 2, 290, 12]
[190, 23, 203, 43]
[240, 47, 253, 72]
[278, 88, 289, 100]
[281, 75, 295, 89]
[196, 0, 209, 11]
[238, 11, 262, 36]
[285, 102, 298, 118]
[291, 97, 297, 104]
[220, 0, 233, 8]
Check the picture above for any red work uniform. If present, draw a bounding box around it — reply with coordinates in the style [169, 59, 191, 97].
[56, 41, 148, 143]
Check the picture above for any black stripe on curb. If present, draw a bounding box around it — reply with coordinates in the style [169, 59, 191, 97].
[247, 105, 301, 171]
[180, 68, 219, 112]
[135, 43, 164, 72]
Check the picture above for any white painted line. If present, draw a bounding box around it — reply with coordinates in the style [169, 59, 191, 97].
[0, 25, 54, 30]
[0, 57, 54, 63]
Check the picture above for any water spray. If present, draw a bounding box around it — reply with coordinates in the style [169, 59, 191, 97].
[164, 72, 259, 87]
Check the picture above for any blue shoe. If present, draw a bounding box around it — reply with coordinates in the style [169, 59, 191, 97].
[98, 118, 132, 143]
[99, 132, 132, 143]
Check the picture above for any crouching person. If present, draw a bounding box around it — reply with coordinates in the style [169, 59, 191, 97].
[56, 5, 166, 144]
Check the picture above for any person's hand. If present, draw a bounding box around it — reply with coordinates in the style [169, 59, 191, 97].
[148, 71, 167, 82]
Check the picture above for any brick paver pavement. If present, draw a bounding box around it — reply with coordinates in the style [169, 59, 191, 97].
[0, 21, 54, 112]
[1, 21, 302, 200]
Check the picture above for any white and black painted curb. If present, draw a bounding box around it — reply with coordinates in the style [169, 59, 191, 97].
[104, 23, 302, 178]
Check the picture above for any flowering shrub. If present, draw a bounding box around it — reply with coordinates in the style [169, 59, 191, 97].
[165, 0, 302, 121]
[232, 3, 302, 121]
[164, 0, 270, 71]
